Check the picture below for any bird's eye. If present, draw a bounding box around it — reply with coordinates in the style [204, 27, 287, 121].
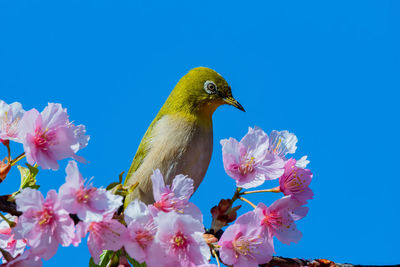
[204, 81, 217, 94]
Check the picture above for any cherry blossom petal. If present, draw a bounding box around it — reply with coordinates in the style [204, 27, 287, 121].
[171, 174, 193, 199]
[83, 216, 127, 264]
[151, 169, 166, 201]
[0, 100, 25, 143]
[14, 188, 44, 213]
[295, 156, 310, 168]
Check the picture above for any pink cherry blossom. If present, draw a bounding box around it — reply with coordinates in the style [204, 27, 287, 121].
[124, 200, 157, 264]
[12, 188, 75, 260]
[18, 103, 89, 170]
[221, 127, 284, 189]
[0, 216, 26, 263]
[152, 212, 210, 267]
[268, 131, 310, 167]
[75, 213, 127, 264]
[0, 249, 42, 267]
[218, 211, 273, 267]
[295, 155, 310, 169]
[0, 100, 25, 143]
[255, 196, 308, 245]
[58, 161, 122, 222]
[279, 158, 313, 204]
[268, 130, 298, 159]
[70, 124, 89, 153]
[149, 169, 203, 222]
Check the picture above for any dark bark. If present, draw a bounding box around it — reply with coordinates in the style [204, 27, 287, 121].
[0, 195, 21, 216]
[261, 257, 399, 267]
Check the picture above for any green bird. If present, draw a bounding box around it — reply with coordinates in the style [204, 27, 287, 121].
[124, 67, 244, 206]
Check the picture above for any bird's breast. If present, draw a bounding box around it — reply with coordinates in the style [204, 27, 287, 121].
[133, 114, 213, 203]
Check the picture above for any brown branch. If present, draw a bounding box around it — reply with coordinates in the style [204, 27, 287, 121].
[261, 256, 309, 267]
[261, 257, 399, 267]
[0, 195, 21, 216]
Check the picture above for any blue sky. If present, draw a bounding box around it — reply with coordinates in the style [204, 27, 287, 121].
[1, 0, 399, 266]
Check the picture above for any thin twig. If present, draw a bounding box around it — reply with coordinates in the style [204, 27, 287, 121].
[239, 196, 257, 209]
[230, 187, 242, 204]
[0, 196, 21, 216]
[10, 152, 25, 166]
[241, 187, 280, 195]
[212, 249, 221, 267]
[6, 144, 11, 162]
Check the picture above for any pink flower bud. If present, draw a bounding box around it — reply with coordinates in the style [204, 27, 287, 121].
[1, 139, 9, 147]
[210, 199, 241, 233]
[0, 160, 11, 182]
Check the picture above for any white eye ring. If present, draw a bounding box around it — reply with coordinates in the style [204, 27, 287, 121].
[204, 80, 217, 94]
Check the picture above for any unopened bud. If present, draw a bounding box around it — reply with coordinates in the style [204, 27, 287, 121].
[0, 160, 11, 182]
[203, 233, 218, 244]
[309, 259, 336, 267]
[227, 205, 241, 222]
[210, 199, 241, 233]
[118, 255, 130, 267]
[218, 199, 231, 212]
[1, 139, 9, 147]
[211, 199, 230, 217]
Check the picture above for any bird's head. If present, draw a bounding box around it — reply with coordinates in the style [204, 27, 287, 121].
[166, 67, 245, 117]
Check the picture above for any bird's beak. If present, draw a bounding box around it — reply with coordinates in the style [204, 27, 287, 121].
[223, 96, 245, 112]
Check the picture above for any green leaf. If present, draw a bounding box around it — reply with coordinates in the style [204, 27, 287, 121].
[119, 171, 125, 184]
[106, 182, 120, 191]
[125, 253, 147, 267]
[98, 250, 113, 267]
[89, 257, 100, 267]
[106, 171, 125, 191]
[88, 250, 113, 267]
[17, 163, 39, 190]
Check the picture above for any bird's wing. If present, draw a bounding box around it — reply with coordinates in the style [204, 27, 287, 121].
[124, 114, 162, 185]
[126, 127, 152, 177]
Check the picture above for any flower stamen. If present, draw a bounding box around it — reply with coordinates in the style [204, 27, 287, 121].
[239, 157, 256, 175]
[232, 235, 262, 259]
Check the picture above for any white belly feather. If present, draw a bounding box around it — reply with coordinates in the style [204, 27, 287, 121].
[132, 114, 213, 203]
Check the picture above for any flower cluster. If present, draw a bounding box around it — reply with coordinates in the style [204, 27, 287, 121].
[0, 215, 26, 263]
[0, 100, 89, 171]
[122, 170, 209, 267]
[0, 100, 314, 267]
[7, 165, 209, 266]
[217, 127, 313, 266]
[7, 161, 121, 265]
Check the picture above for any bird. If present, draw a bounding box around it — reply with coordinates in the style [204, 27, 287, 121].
[123, 67, 244, 206]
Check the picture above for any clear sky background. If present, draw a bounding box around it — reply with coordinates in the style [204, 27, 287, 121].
[1, 1, 399, 266]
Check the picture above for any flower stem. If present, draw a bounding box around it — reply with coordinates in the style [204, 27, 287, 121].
[0, 213, 16, 228]
[230, 187, 242, 204]
[239, 197, 257, 209]
[241, 187, 281, 195]
[6, 144, 11, 162]
[212, 249, 221, 267]
[10, 153, 25, 166]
